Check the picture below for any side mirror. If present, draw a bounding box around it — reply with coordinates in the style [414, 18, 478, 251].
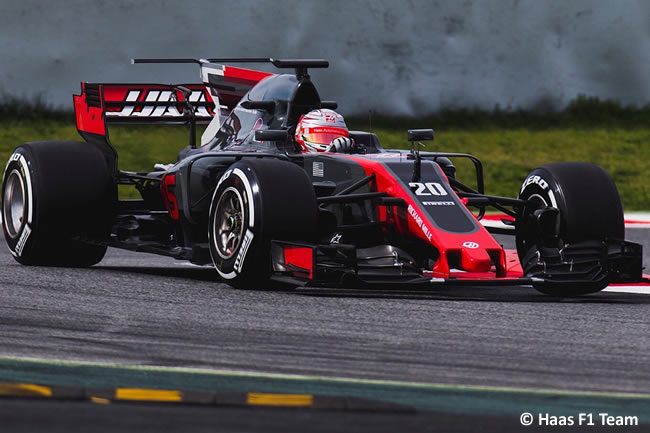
[255, 129, 288, 141]
[320, 101, 338, 110]
[240, 100, 276, 111]
[407, 129, 434, 142]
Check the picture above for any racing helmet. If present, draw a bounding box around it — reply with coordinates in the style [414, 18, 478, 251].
[295, 109, 349, 152]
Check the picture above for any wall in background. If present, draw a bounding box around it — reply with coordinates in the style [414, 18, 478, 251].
[1, 0, 648, 115]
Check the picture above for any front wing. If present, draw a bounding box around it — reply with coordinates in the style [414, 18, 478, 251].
[269, 239, 647, 289]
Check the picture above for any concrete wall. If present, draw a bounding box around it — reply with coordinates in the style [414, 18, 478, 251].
[1, 0, 648, 115]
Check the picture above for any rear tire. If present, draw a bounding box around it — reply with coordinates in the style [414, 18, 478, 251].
[208, 158, 318, 288]
[2, 141, 115, 266]
[516, 162, 624, 296]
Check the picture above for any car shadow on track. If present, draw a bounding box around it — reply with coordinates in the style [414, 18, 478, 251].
[94, 265, 650, 304]
[96, 265, 221, 282]
[292, 286, 650, 304]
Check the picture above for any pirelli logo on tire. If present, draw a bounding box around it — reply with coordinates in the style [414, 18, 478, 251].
[234, 230, 254, 273]
[15, 224, 31, 257]
[521, 175, 549, 192]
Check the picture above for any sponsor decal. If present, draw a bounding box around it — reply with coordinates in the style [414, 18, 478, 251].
[462, 241, 479, 249]
[369, 153, 402, 159]
[521, 175, 549, 193]
[313, 162, 324, 177]
[330, 233, 342, 244]
[324, 113, 336, 122]
[408, 204, 423, 226]
[234, 229, 254, 273]
[15, 224, 31, 257]
[306, 126, 347, 135]
[422, 225, 432, 241]
[408, 204, 432, 241]
[521, 175, 558, 207]
[106, 90, 213, 118]
[409, 182, 448, 197]
[218, 169, 232, 186]
[422, 201, 455, 206]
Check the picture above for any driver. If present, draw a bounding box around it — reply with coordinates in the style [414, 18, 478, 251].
[294, 109, 358, 153]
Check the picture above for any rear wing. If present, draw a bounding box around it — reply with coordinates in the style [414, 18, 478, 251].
[73, 58, 327, 144]
[73, 62, 274, 139]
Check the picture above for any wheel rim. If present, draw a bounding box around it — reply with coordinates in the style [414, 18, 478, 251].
[213, 187, 245, 260]
[3, 169, 27, 239]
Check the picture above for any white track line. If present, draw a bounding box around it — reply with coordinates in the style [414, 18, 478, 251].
[2, 355, 650, 399]
[480, 216, 650, 230]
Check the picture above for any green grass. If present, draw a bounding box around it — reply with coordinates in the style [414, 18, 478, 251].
[0, 120, 191, 173]
[0, 96, 648, 209]
[347, 126, 650, 210]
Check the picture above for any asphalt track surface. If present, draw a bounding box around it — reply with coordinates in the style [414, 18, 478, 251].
[0, 229, 649, 431]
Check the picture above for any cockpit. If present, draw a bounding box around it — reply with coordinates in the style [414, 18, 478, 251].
[204, 73, 323, 152]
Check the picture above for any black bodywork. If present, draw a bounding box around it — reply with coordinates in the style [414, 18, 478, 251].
[81, 59, 644, 290]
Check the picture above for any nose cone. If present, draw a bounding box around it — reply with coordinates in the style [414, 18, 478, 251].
[460, 246, 492, 272]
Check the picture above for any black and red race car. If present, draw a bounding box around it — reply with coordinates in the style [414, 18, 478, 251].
[2, 58, 645, 295]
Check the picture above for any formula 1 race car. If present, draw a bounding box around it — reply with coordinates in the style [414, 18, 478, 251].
[2, 58, 645, 296]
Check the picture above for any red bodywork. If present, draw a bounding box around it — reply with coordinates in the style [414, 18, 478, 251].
[205, 65, 273, 110]
[335, 154, 523, 280]
[283, 246, 315, 280]
[161, 174, 179, 221]
[73, 82, 106, 136]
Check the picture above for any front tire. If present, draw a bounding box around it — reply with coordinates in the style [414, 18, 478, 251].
[2, 142, 115, 266]
[208, 158, 318, 288]
[516, 162, 624, 296]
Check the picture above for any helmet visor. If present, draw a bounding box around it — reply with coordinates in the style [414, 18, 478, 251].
[301, 127, 348, 146]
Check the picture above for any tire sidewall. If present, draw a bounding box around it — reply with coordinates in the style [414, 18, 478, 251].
[2, 147, 40, 262]
[516, 167, 562, 256]
[518, 168, 561, 212]
[208, 165, 264, 282]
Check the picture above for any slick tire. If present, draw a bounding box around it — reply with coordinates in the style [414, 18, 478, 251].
[516, 162, 624, 295]
[208, 158, 318, 288]
[2, 141, 115, 266]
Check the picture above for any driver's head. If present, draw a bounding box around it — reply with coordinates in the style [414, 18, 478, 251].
[295, 109, 348, 152]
